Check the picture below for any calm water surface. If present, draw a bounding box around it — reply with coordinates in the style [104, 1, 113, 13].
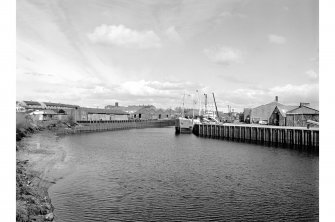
[49, 127, 318, 221]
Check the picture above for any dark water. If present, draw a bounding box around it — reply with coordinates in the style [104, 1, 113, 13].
[49, 127, 318, 221]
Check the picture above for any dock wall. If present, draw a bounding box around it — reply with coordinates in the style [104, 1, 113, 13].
[193, 124, 319, 151]
[56, 119, 174, 135]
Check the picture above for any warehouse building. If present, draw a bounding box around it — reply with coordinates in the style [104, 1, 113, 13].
[249, 97, 318, 127]
[286, 104, 319, 127]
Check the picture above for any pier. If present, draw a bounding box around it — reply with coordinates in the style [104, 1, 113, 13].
[193, 123, 319, 151]
[56, 119, 174, 135]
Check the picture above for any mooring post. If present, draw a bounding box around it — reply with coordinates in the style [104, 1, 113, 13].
[276, 129, 279, 144]
[252, 127, 255, 141]
[230, 126, 234, 140]
[249, 127, 252, 141]
[239, 126, 241, 141]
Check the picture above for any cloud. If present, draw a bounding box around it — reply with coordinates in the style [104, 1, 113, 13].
[306, 69, 318, 80]
[76, 80, 205, 108]
[218, 74, 250, 84]
[268, 34, 287, 44]
[270, 83, 318, 104]
[24, 72, 53, 77]
[204, 46, 243, 65]
[213, 83, 319, 111]
[115, 80, 202, 97]
[88, 24, 161, 49]
[165, 26, 183, 43]
[219, 11, 246, 18]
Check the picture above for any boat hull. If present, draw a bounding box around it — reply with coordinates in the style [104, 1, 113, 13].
[175, 118, 193, 134]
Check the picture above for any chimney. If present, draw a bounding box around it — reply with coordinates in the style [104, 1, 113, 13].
[275, 96, 278, 102]
[115, 102, 119, 107]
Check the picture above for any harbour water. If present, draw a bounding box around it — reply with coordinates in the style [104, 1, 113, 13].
[49, 127, 319, 221]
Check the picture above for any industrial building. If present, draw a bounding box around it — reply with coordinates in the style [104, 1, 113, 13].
[246, 96, 319, 127]
[70, 108, 129, 121]
[133, 106, 174, 120]
[286, 104, 319, 127]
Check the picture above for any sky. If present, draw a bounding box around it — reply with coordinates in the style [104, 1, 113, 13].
[16, 0, 319, 111]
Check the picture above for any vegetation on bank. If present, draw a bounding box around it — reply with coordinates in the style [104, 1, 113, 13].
[16, 159, 54, 222]
[16, 120, 57, 221]
[16, 113, 80, 221]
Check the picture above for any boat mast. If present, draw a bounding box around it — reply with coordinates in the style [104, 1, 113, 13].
[182, 92, 185, 118]
[204, 93, 208, 115]
[212, 92, 220, 121]
[192, 94, 194, 119]
[197, 90, 201, 116]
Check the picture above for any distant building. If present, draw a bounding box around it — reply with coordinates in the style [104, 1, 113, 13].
[249, 96, 319, 127]
[41, 102, 79, 110]
[105, 104, 159, 117]
[29, 110, 57, 121]
[268, 105, 297, 126]
[105, 102, 119, 109]
[250, 96, 296, 125]
[220, 112, 237, 123]
[18, 101, 44, 110]
[133, 106, 173, 120]
[124, 105, 150, 115]
[243, 108, 252, 123]
[286, 103, 319, 127]
[17, 101, 80, 112]
[71, 107, 129, 121]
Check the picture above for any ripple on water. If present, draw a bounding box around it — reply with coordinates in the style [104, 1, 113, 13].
[49, 128, 318, 222]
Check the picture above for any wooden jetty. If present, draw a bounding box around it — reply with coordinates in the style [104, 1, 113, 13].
[193, 123, 319, 151]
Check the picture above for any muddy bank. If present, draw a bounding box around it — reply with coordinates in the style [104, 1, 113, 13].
[16, 159, 54, 222]
[16, 125, 68, 222]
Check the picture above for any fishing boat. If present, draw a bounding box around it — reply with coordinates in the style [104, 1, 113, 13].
[175, 117, 193, 134]
[175, 92, 194, 134]
[175, 91, 223, 133]
[199, 92, 223, 125]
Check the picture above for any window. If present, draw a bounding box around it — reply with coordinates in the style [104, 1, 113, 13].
[139, 114, 142, 119]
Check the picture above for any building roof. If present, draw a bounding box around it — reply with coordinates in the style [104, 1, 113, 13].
[43, 102, 79, 108]
[250, 101, 298, 120]
[23, 100, 42, 106]
[80, 107, 129, 115]
[286, 105, 319, 115]
[251, 101, 282, 121]
[276, 104, 298, 117]
[134, 106, 157, 114]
